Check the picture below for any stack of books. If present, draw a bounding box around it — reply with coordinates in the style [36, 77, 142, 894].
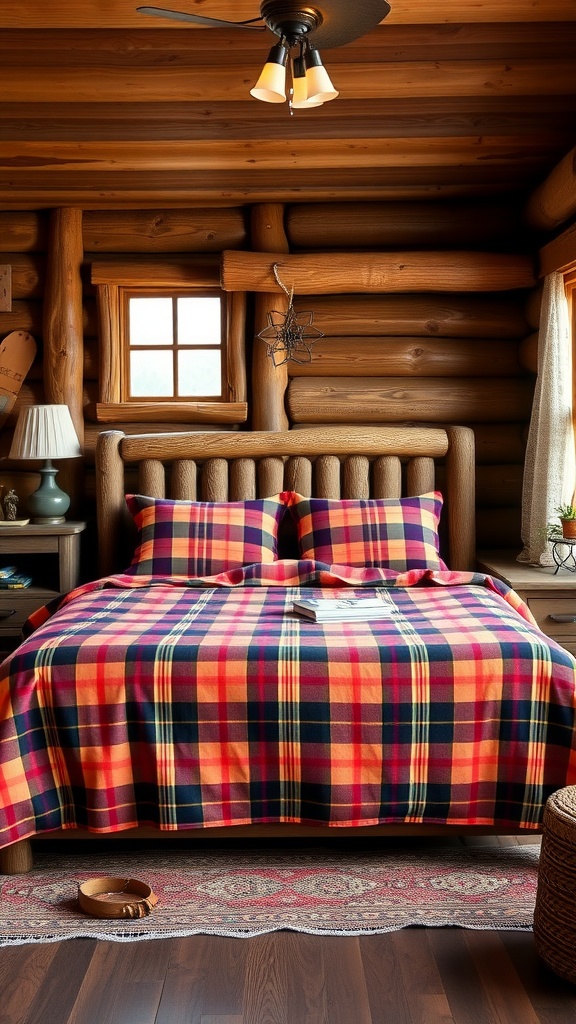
[292, 596, 398, 622]
[0, 565, 33, 588]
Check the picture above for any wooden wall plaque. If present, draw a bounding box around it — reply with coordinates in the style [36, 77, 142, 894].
[0, 330, 37, 431]
[0, 266, 11, 312]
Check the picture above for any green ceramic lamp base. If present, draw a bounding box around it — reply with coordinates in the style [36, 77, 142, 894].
[27, 460, 71, 525]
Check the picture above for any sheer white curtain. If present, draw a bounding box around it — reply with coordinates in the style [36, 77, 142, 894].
[518, 272, 574, 565]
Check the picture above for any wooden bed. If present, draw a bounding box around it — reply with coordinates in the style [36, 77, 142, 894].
[3, 424, 576, 875]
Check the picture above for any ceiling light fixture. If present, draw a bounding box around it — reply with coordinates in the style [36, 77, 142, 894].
[249, 6, 339, 111]
[251, 36, 337, 111]
[137, 1, 391, 111]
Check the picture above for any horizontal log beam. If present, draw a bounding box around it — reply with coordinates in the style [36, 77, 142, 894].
[475, 464, 523, 506]
[2, 254, 44, 299]
[524, 284, 543, 329]
[2, 1, 575, 29]
[0, 212, 47, 252]
[0, 182, 541, 211]
[3, 97, 575, 144]
[538, 221, 576, 277]
[0, 298, 43, 337]
[286, 200, 530, 250]
[0, 164, 551, 210]
[307, 295, 529, 338]
[91, 257, 220, 287]
[0, 187, 532, 210]
[287, 377, 534, 424]
[83, 208, 247, 253]
[288, 337, 523, 378]
[222, 251, 535, 294]
[471, 424, 527, 464]
[0, 137, 557, 172]
[519, 332, 539, 373]
[2, 25, 576, 65]
[0, 171, 556, 197]
[1, 62, 575, 104]
[525, 146, 576, 231]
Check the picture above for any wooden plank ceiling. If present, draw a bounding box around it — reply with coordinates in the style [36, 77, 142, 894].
[1, 0, 575, 209]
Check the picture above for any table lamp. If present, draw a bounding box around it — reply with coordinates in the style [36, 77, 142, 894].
[9, 404, 82, 524]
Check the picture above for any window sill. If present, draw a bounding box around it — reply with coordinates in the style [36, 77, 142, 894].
[94, 402, 248, 425]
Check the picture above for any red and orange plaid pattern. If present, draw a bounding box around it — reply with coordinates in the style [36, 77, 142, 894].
[1, 563, 576, 851]
[125, 494, 286, 576]
[286, 491, 447, 570]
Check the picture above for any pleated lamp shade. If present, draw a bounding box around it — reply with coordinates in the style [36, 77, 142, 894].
[9, 405, 82, 524]
[9, 405, 81, 461]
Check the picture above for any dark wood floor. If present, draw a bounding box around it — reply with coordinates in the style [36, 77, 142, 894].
[2, 928, 576, 1024]
[1, 837, 575, 1024]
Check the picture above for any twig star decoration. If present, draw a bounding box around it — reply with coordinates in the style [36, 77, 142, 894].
[257, 263, 324, 366]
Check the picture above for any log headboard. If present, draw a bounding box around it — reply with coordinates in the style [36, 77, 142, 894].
[95, 425, 476, 576]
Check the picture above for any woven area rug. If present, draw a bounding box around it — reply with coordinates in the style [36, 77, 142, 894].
[0, 841, 540, 945]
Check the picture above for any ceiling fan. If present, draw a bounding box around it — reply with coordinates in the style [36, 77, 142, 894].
[137, 1, 392, 108]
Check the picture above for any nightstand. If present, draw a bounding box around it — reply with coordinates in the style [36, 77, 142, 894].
[0, 521, 86, 655]
[477, 550, 576, 656]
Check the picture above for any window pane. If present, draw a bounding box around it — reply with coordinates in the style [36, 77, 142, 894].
[178, 349, 221, 397]
[178, 297, 221, 345]
[129, 297, 173, 346]
[130, 350, 173, 396]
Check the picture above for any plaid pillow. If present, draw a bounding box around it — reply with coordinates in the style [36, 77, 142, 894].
[286, 491, 447, 571]
[125, 494, 286, 576]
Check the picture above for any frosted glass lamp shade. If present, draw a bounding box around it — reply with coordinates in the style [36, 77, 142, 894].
[291, 55, 324, 109]
[9, 405, 82, 524]
[250, 43, 288, 103]
[304, 49, 339, 103]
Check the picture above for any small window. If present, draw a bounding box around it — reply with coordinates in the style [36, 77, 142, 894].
[123, 291, 224, 401]
[92, 260, 247, 425]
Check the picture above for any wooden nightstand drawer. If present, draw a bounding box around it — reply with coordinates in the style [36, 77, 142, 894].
[477, 552, 576, 655]
[527, 598, 576, 640]
[0, 524, 86, 653]
[0, 594, 57, 635]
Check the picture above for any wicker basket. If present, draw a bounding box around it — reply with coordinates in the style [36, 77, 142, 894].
[534, 786, 576, 983]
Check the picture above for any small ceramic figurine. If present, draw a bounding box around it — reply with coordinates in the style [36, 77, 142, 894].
[3, 489, 18, 521]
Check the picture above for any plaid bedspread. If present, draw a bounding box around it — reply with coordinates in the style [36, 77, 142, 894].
[1, 561, 576, 849]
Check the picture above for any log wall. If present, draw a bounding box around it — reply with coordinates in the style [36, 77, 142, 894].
[277, 200, 538, 550]
[0, 207, 249, 510]
[0, 198, 541, 555]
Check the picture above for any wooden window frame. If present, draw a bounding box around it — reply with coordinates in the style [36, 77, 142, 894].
[91, 259, 247, 425]
[120, 287, 226, 403]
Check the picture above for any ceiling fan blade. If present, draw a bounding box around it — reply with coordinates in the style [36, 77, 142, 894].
[309, 0, 392, 50]
[136, 6, 265, 30]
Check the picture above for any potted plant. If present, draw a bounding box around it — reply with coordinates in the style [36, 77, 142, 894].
[551, 504, 576, 540]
